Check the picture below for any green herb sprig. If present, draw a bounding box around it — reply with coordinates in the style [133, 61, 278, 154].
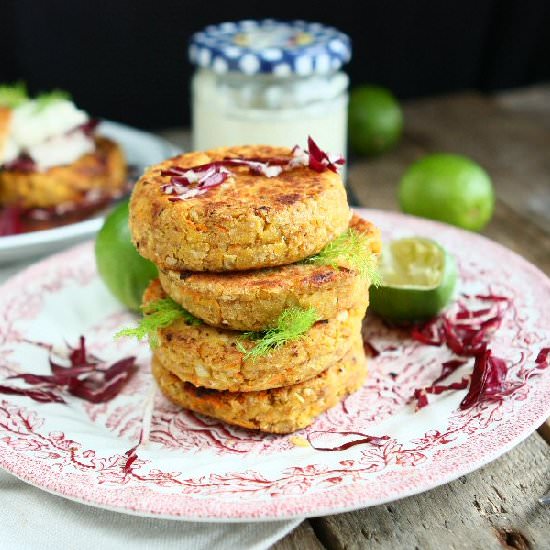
[116, 298, 201, 348]
[237, 307, 318, 361]
[35, 89, 71, 111]
[0, 82, 28, 108]
[305, 228, 381, 285]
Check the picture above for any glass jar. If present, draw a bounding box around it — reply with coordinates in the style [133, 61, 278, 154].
[189, 20, 351, 160]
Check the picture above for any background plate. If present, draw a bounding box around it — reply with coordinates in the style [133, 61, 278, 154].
[0, 209, 548, 521]
[0, 121, 180, 265]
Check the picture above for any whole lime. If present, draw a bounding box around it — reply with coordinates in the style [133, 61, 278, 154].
[95, 200, 157, 311]
[348, 86, 403, 156]
[399, 154, 494, 231]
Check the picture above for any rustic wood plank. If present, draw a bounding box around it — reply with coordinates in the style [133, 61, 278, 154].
[342, 90, 550, 544]
[308, 433, 550, 550]
[538, 420, 550, 445]
[347, 92, 550, 234]
[348, 180, 550, 277]
[273, 520, 325, 550]
[486, 199, 550, 275]
[495, 85, 550, 131]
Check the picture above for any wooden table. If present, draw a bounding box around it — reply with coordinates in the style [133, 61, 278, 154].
[159, 86, 550, 549]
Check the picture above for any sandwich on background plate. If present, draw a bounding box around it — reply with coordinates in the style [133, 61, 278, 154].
[0, 83, 127, 227]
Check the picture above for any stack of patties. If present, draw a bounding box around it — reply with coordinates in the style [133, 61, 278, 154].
[128, 144, 381, 434]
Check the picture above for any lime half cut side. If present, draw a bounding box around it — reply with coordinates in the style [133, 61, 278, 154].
[369, 237, 457, 323]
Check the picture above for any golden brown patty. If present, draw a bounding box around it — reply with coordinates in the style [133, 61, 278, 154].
[0, 136, 127, 209]
[0, 107, 11, 161]
[152, 339, 367, 434]
[129, 145, 350, 272]
[159, 214, 381, 331]
[144, 278, 367, 392]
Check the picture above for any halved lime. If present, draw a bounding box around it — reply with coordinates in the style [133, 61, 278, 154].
[369, 237, 457, 323]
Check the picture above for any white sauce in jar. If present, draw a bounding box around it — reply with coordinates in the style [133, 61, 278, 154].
[189, 20, 352, 166]
[192, 70, 348, 157]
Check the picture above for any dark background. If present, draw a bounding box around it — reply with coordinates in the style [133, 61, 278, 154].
[1, 0, 549, 130]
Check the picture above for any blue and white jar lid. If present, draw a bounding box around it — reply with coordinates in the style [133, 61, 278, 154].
[189, 19, 351, 76]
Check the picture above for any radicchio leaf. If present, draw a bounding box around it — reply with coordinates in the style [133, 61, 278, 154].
[68, 335, 89, 366]
[363, 339, 380, 357]
[122, 385, 157, 474]
[412, 295, 508, 356]
[223, 158, 284, 177]
[160, 137, 345, 200]
[67, 357, 137, 403]
[410, 292, 518, 411]
[304, 136, 344, 173]
[2, 336, 137, 405]
[0, 206, 24, 236]
[2, 154, 37, 173]
[535, 347, 550, 365]
[433, 359, 468, 385]
[0, 384, 65, 404]
[161, 164, 231, 201]
[413, 377, 470, 410]
[473, 294, 510, 302]
[123, 444, 140, 474]
[307, 430, 391, 451]
[460, 346, 504, 409]
[411, 319, 444, 346]
[77, 119, 99, 137]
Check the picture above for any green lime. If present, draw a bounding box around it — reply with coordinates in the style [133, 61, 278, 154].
[369, 237, 457, 323]
[348, 86, 403, 156]
[399, 154, 494, 231]
[95, 200, 157, 311]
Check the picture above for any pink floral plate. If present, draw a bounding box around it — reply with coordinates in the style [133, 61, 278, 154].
[0, 208, 548, 521]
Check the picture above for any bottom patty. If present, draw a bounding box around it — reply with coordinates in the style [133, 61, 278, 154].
[152, 338, 367, 434]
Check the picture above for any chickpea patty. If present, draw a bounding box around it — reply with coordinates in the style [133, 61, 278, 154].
[0, 136, 127, 209]
[129, 145, 350, 271]
[144, 278, 368, 392]
[158, 214, 380, 331]
[152, 339, 367, 434]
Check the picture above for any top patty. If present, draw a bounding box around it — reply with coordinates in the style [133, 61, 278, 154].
[129, 145, 350, 272]
[159, 214, 381, 331]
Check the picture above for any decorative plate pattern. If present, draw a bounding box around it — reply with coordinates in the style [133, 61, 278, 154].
[0, 209, 548, 521]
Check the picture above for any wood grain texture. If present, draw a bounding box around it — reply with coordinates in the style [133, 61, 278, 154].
[272, 520, 325, 550]
[309, 433, 549, 550]
[496, 85, 550, 132]
[538, 420, 550, 446]
[347, 92, 550, 236]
